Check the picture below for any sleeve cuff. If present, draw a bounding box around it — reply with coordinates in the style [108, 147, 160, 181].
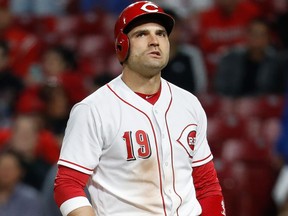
[192, 153, 213, 167]
[60, 196, 92, 216]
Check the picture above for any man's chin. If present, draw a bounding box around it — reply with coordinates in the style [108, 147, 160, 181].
[145, 58, 167, 69]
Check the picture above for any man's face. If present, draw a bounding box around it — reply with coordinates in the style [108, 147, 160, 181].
[42, 50, 67, 75]
[0, 154, 22, 188]
[125, 22, 170, 78]
[246, 22, 269, 51]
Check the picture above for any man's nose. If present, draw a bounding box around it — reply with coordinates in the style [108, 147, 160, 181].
[148, 34, 159, 47]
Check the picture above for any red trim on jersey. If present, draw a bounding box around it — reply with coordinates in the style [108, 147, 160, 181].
[54, 165, 90, 207]
[192, 153, 212, 164]
[164, 82, 183, 214]
[58, 159, 94, 172]
[192, 161, 224, 215]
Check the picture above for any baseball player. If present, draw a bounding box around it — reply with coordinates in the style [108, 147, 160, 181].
[54, 1, 225, 216]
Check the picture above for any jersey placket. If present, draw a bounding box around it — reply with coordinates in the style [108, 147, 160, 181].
[152, 103, 181, 215]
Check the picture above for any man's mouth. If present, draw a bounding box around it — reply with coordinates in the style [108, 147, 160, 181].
[148, 51, 161, 57]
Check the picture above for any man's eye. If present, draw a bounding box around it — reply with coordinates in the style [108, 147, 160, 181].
[158, 32, 167, 37]
[136, 32, 146, 37]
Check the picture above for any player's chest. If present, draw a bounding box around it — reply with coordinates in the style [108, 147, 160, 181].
[103, 105, 198, 162]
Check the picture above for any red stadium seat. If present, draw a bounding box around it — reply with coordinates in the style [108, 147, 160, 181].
[256, 95, 285, 119]
[218, 160, 277, 216]
[197, 93, 222, 118]
[208, 114, 248, 142]
[218, 137, 278, 215]
[221, 138, 272, 164]
[233, 97, 260, 119]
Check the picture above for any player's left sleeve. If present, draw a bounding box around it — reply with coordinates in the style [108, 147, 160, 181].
[192, 99, 213, 166]
[193, 160, 226, 216]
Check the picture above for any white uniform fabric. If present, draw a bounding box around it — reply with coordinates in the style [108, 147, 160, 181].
[58, 75, 213, 216]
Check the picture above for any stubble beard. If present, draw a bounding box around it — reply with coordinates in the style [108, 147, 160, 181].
[128, 53, 168, 78]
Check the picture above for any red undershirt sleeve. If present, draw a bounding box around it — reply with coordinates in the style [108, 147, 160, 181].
[192, 160, 226, 215]
[54, 165, 91, 213]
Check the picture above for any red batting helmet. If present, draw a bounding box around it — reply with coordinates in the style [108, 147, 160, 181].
[114, 1, 175, 63]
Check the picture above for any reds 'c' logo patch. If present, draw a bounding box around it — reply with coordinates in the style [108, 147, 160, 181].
[187, 131, 196, 151]
[177, 124, 197, 158]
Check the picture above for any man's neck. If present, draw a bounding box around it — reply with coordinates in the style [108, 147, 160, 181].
[121, 69, 161, 94]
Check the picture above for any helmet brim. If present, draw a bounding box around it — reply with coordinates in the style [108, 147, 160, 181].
[123, 12, 175, 36]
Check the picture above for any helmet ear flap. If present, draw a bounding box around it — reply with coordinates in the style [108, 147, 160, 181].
[115, 31, 129, 63]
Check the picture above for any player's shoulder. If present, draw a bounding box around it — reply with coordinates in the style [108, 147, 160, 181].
[164, 79, 199, 103]
[166, 80, 206, 118]
[80, 76, 120, 105]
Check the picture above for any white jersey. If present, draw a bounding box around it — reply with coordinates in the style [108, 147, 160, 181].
[58, 75, 213, 216]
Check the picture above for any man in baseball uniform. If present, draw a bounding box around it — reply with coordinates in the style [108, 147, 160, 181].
[54, 1, 225, 215]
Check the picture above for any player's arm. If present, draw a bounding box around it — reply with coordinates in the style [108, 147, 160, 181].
[68, 206, 95, 216]
[192, 160, 225, 215]
[54, 165, 94, 216]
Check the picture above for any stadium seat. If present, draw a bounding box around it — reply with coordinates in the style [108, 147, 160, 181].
[256, 95, 285, 119]
[221, 138, 273, 164]
[197, 93, 222, 118]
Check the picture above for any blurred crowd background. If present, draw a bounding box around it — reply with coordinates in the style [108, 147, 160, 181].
[0, 0, 287, 215]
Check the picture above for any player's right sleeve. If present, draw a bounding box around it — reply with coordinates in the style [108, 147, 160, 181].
[56, 103, 102, 215]
[54, 165, 91, 216]
[58, 103, 103, 174]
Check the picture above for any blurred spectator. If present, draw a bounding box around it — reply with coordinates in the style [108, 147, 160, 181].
[41, 74, 112, 216]
[154, 0, 214, 18]
[87, 72, 115, 94]
[272, 0, 288, 50]
[39, 84, 72, 141]
[154, 0, 214, 45]
[18, 44, 88, 114]
[41, 44, 88, 104]
[161, 8, 208, 94]
[0, 114, 60, 190]
[0, 0, 42, 78]
[197, 0, 261, 79]
[0, 39, 24, 127]
[41, 163, 91, 216]
[41, 164, 62, 216]
[0, 150, 43, 216]
[214, 18, 286, 97]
